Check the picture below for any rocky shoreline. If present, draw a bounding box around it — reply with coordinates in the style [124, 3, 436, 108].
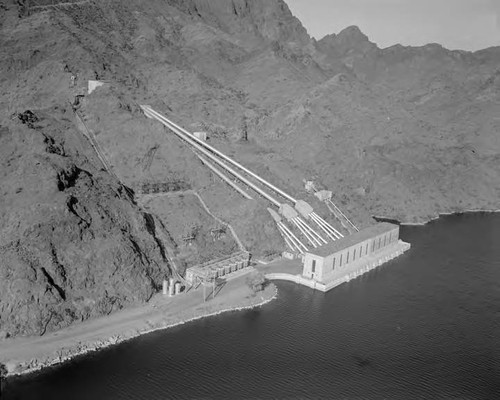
[2, 281, 278, 378]
[373, 209, 500, 226]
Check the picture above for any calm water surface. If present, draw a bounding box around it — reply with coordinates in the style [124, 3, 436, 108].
[4, 213, 500, 399]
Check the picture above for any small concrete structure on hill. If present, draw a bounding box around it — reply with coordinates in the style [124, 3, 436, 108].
[88, 80, 105, 95]
[263, 222, 410, 292]
[193, 131, 208, 141]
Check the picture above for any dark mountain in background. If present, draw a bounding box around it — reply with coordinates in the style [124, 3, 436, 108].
[1, 0, 499, 337]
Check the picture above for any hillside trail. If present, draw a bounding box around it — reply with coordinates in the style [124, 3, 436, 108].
[138, 190, 246, 253]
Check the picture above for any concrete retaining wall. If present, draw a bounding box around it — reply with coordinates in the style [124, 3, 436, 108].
[265, 273, 325, 290]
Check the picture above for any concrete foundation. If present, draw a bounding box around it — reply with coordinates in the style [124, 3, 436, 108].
[279, 203, 298, 220]
[294, 200, 314, 219]
[314, 190, 332, 202]
[193, 131, 207, 141]
[88, 80, 105, 94]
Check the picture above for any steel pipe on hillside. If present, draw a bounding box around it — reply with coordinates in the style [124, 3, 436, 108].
[310, 213, 336, 237]
[282, 233, 296, 252]
[309, 213, 338, 241]
[143, 107, 281, 206]
[196, 154, 253, 200]
[324, 201, 349, 231]
[323, 217, 344, 238]
[277, 224, 298, 253]
[310, 213, 337, 240]
[327, 199, 358, 232]
[279, 221, 308, 252]
[295, 217, 327, 245]
[318, 217, 342, 240]
[278, 225, 295, 251]
[293, 217, 323, 247]
[311, 212, 343, 238]
[292, 218, 318, 248]
[318, 217, 342, 239]
[74, 111, 114, 176]
[142, 105, 297, 204]
[284, 226, 307, 253]
[277, 224, 292, 248]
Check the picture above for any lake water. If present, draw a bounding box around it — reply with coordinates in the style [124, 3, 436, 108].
[4, 213, 500, 399]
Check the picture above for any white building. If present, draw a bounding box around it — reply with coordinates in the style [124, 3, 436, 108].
[302, 222, 409, 289]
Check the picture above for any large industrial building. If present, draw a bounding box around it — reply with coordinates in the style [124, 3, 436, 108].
[303, 222, 398, 280]
[301, 222, 410, 291]
[263, 222, 410, 292]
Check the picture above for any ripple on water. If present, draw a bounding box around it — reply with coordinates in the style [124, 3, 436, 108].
[4, 214, 500, 399]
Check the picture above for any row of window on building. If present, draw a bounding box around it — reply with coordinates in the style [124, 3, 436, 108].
[330, 230, 398, 271]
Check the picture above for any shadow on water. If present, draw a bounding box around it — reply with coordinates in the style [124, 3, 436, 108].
[351, 355, 373, 368]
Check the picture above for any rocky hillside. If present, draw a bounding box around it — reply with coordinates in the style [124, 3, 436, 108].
[1, 0, 499, 337]
[0, 108, 169, 338]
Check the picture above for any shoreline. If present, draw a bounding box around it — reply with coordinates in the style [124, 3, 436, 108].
[1, 271, 278, 379]
[3, 211, 497, 379]
[373, 209, 500, 227]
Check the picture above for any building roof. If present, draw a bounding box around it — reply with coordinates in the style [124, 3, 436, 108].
[307, 222, 398, 257]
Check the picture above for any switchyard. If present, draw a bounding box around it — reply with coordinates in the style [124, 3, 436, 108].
[185, 251, 251, 286]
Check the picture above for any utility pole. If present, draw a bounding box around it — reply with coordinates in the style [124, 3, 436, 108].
[203, 279, 206, 303]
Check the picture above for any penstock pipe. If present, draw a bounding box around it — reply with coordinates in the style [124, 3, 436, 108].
[142, 106, 281, 206]
[142, 105, 297, 204]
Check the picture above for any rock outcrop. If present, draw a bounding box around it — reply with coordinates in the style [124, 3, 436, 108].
[0, 109, 169, 337]
[0, 0, 499, 336]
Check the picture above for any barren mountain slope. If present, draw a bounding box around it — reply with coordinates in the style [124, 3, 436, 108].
[252, 69, 500, 223]
[1, 0, 289, 337]
[0, 108, 169, 338]
[1, 0, 499, 338]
